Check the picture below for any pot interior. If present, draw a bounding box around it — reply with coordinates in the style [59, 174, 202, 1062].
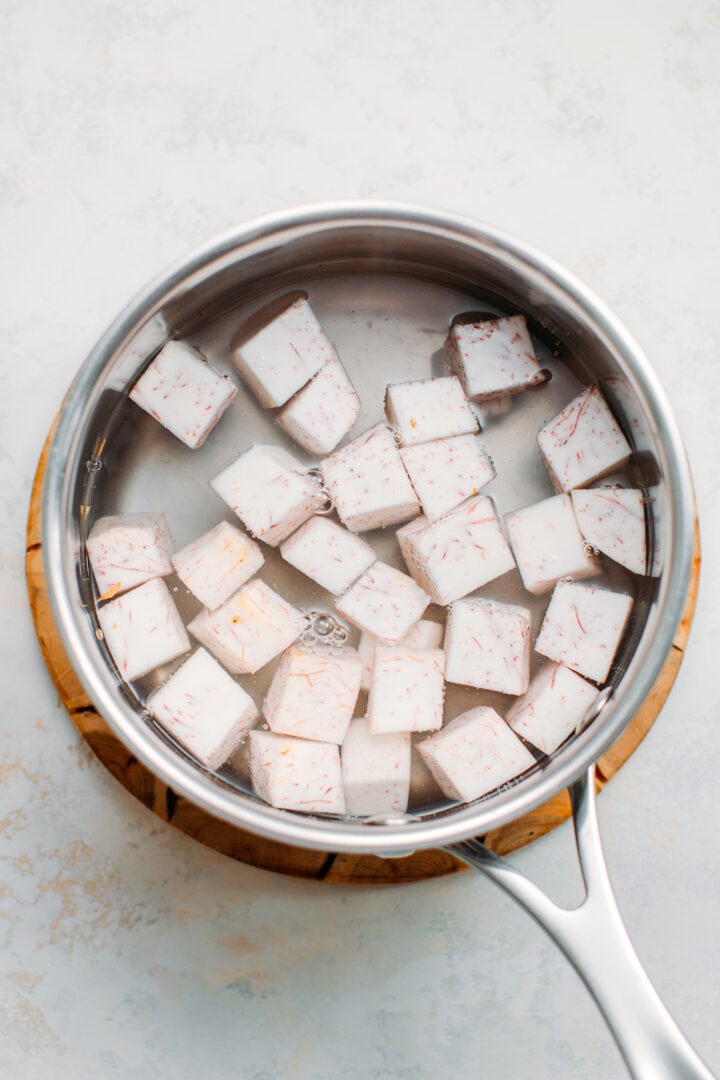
[43, 208, 694, 852]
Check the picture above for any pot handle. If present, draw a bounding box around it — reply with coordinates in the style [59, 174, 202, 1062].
[449, 767, 715, 1080]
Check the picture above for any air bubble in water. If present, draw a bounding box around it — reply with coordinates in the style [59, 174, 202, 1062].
[314, 615, 335, 637]
[312, 490, 335, 515]
[584, 542, 601, 557]
[302, 610, 349, 649]
[85, 457, 102, 474]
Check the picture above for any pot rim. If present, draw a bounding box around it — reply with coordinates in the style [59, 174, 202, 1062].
[41, 201, 695, 854]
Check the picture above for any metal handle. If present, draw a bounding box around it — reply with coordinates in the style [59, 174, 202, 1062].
[449, 768, 714, 1080]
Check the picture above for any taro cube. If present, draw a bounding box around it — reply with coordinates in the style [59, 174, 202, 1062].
[211, 444, 317, 547]
[403, 619, 445, 651]
[341, 718, 411, 816]
[87, 512, 174, 599]
[367, 645, 445, 734]
[445, 598, 531, 696]
[571, 487, 647, 575]
[358, 619, 444, 691]
[504, 493, 598, 595]
[263, 645, 363, 744]
[335, 561, 430, 643]
[97, 578, 190, 681]
[535, 580, 633, 683]
[146, 648, 258, 770]
[129, 341, 237, 449]
[320, 423, 420, 533]
[400, 434, 495, 521]
[233, 297, 337, 408]
[357, 631, 379, 691]
[250, 729, 345, 813]
[418, 706, 536, 803]
[172, 520, 264, 610]
[537, 384, 632, 492]
[280, 517, 375, 595]
[397, 494, 515, 605]
[188, 579, 305, 675]
[506, 661, 598, 755]
[445, 315, 544, 401]
[277, 357, 360, 455]
[384, 375, 478, 446]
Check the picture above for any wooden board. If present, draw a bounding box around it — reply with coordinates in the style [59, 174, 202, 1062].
[26, 425, 700, 884]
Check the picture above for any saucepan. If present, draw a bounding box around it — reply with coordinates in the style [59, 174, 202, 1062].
[41, 203, 712, 1078]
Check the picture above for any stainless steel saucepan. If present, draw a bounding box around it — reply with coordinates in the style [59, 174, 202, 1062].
[42, 203, 712, 1078]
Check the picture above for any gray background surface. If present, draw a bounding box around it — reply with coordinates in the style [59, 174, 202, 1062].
[2, 2, 719, 1077]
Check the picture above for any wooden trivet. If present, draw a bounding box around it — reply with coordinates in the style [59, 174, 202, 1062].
[26, 425, 700, 884]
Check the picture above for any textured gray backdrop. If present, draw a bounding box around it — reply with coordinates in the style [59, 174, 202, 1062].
[2, 2, 719, 1077]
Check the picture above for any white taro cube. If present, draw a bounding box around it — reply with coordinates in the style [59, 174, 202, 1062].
[341, 718, 411, 816]
[537, 385, 632, 492]
[280, 517, 375, 595]
[535, 580, 633, 684]
[367, 646, 445, 734]
[384, 375, 478, 446]
[188, 579, 305, 675]
[172, 520, 264, 610]
[506, 661, 598, 755]
[87, 512, 174, 599]
[397, 494, 515, 605]
[211, 444, 317, 547]
[571, 487, 647, 575]
[320, 423, 420, 533]
[358, 619, 444, 691]
[263, 645, 363, 744]
[277, 357, 360, 455]
[504, 493, 598, 595]
[400, 434, 496, 522]
[399, 619, 444, 651]
[335, 561, 430, 642]
[129, 341, 237, 449]
[445, 315, 544, 400]
[445, 598, 531, 696]
[250, 729, 345, 813]
[418, 706, 536, 803]
[97, 578, 190, 682]
[233, 297, 338, 408]
[146, 648, 258, 770]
